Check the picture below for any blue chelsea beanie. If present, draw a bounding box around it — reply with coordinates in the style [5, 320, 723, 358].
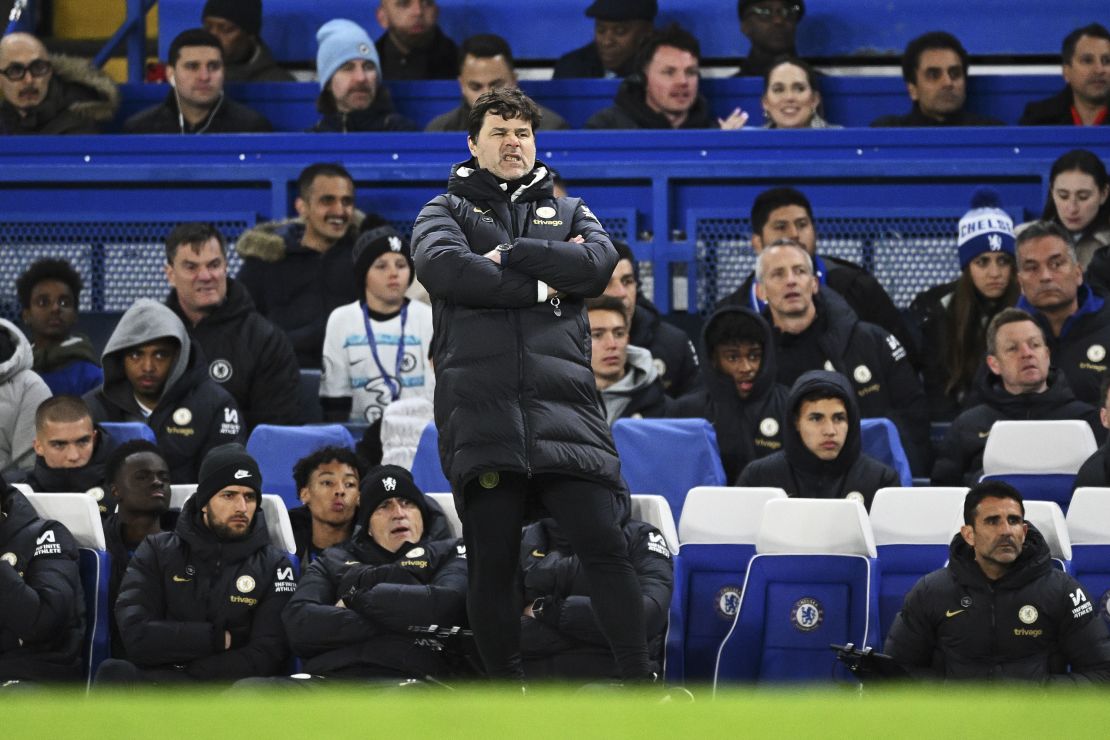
[316, 19, 380, 91]
[957, 188, 1015, 270]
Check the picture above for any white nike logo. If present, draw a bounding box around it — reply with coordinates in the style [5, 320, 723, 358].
[234, 470, 251, 479]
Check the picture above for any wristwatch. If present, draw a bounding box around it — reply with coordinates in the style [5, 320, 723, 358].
[496, 243, 513, 255]
[530, 596, 546, 617]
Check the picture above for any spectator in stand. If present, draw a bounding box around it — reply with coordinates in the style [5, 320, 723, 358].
[931, 308, 1100, 487]
[237, 162, 363, 368]
[1075, 376, 1110, 488]
[760, 56, 837, 128]
[0, 319, 52, 477]
[288, 446, 361, 566]
[553, 0, 656, 80]
[23, 396, 116, 514]
[16, 258, 102, 397]
[200, 0, 294, 82]
[586, 24, 748, 130]
[311, 19, 417, 133]
[124, 29, 272, 134]
[1021, 24, 1109, 127]
[586, 296, 667, 425]
[909, 191, 1019, 421]
[1038, 150, 1110, 275]
[871, 31, 1003, 127]
[735, 0, 805, 78]
[0, 32, 118, 135]
[426, 34, 569, 132]
[164, 222, 300, 430]
[374, 0, 458, 80]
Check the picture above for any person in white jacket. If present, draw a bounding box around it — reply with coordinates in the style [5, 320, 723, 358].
[0, 318, 52, 476]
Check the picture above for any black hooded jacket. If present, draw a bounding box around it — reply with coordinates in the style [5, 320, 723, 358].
[103, 509, 179, 657]
[585, 75, 720, 129]
[669, 305, 788, 481]
[0, 486, 85, 682]
[630, 297, 701, 398]
[885, 525, 1110, 682]
[166, 278, 300, 429]
[412, 159, 621, 500]
[736, 370, 898, 510]
[519, 516, 673, 679]
[282, 502, 467, 678]
[932, 369, 1102, 487]
[113, 497, 296, 680]
[21, 424, 116, 515]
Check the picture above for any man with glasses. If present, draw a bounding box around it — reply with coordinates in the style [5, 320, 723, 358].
[0, 32, 119, 134]
[735, 0, 805, 78]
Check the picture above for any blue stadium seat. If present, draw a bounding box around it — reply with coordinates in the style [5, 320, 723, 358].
[23, 492, 109, 689]
[1066, 488, 1110, 622]
[869, 486, 967, 644]
[665, 486, 786, 684]
[98, 421, 156, 444]
[612, 418, 726, 523]
[714, 498, 879, 686]
[860, 418, 912, 487]
[245, 424, 355, 508]
[1023, 500, 1073, 575]
[411, 422, 451, 494]
[981, 420, 1097, 513]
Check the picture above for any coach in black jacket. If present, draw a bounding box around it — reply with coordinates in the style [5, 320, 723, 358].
[737, 370, 897, 510]
[284, 466, 467, 679]
[97, 445, 295, 684]
[0, 482, 85, 683]
[412, 88, 651, 682]
[886, 482, 1110, 683]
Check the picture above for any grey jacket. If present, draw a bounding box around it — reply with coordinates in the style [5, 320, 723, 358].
[0, 319, 52, 475]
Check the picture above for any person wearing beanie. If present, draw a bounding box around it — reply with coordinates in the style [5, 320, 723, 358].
[734, 0, 806, 78]
[909, 189, 1019, 421]
[374, 0, 458, 81]
[201, 0, 294, 82]
[320, 221, 435, 427]
[311, 18, 416, 133]
[737, 370, 898, 509]
[283, 464, 470, 680]
[98, 443, 296, 685]
[932, 309, 1102, 487]
[553, 0, 656, 79]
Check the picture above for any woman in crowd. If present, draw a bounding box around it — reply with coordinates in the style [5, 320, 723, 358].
[1047, 150, 1110, 283]
[760, 56, 839, 129]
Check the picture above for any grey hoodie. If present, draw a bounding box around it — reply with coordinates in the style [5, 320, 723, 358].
[599, 344, 667, 425]
[0, 319, 53, 475]
[98, 299, 191, 414]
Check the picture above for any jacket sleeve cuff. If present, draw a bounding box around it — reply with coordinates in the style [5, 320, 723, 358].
[536, 281, 549, 303]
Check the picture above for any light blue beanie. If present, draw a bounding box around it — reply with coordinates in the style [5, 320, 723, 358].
[316, 19, 380, 91]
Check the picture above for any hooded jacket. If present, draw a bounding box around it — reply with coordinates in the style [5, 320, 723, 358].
[22, 424, 116, 514]
[519, 515, 673, 679]
[669, 305, 789, 482]
[630, 296, 702, 398]
[585, 75, 720, 129]
[736, 370, 898, 510]
[31, 334, 103, 397]
[412, 159, 621, 499]
[1019, 86, 1110, 126]
[1018, 285, 1110, 407]
[166, 278, 300, 429]
[123, 90, 272, 134]
[83, 300, 242, 484]
[0, 485, 85, 681]
[282, 501, 467, 678]
[0, 54, 119, 135]
[932, 369, 1101, 487]
[599, 344, 667, 425]
[0, 319, 53, 476]
[236, 217, 363, 368]
[885, 525, 1110, 683]
[113, 496, 295, 680]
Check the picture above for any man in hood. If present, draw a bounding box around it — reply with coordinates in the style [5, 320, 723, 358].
[737, 369, 898, 509]
[22, 396, 116, 513]
[83, 299, 241, 483]
[886, 481, 1110, 682]
[0, 319, 52, 477]
[587, 296, 667, 425]
[283, 465, 468, 679]
[97, 444, 295, 684]
[669, 305, 788, 482]
[0, 480, 85, 683]
[932, 308, 1101, 486]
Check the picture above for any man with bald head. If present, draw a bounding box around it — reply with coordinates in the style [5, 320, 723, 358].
[0, 32, 118, 134]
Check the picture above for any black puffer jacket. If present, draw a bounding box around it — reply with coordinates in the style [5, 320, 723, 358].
[21, 424, 116, 515]
[736, 370, 898, 510]
[282, 504, 467, 678]
[113, 497, 296, 680]
[931, 369, 1101, 487]
[519, 516, 673, 679]
[885, 525, 1110, 683]
[166, 279, 300, 429]
[103, 509, 179, 657]
[669, 305, 788, 482]
[412, 160, 621, 499]
[630, 297, 701, 398]
[0, 486, 85, 682]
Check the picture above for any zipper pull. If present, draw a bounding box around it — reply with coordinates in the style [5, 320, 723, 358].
[550, 296, 562, 317]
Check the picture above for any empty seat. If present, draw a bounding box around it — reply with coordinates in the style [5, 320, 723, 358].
[169, 483, 197, 510]
[629, 494, 679, 556]
[245, 424, 355, 508]
[410, 423, 451, 495]
[981, 420, 1097, 513]
[426, 492, 463, 539]
[860, 418, 913, 487]
[1066, 488, 1110, 612]
[1023, 500, 1073, 575]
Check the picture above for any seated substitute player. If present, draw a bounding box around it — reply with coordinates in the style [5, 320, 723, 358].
[0, 318, 52, 477]
[283, 465, 468, 680]
[885, 481, 1110, 683]
[23, 396, 115, 512]
[288, 445, 361, 565]
[1076, 375, 1110, 488]
[586, 296, 667, 425]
